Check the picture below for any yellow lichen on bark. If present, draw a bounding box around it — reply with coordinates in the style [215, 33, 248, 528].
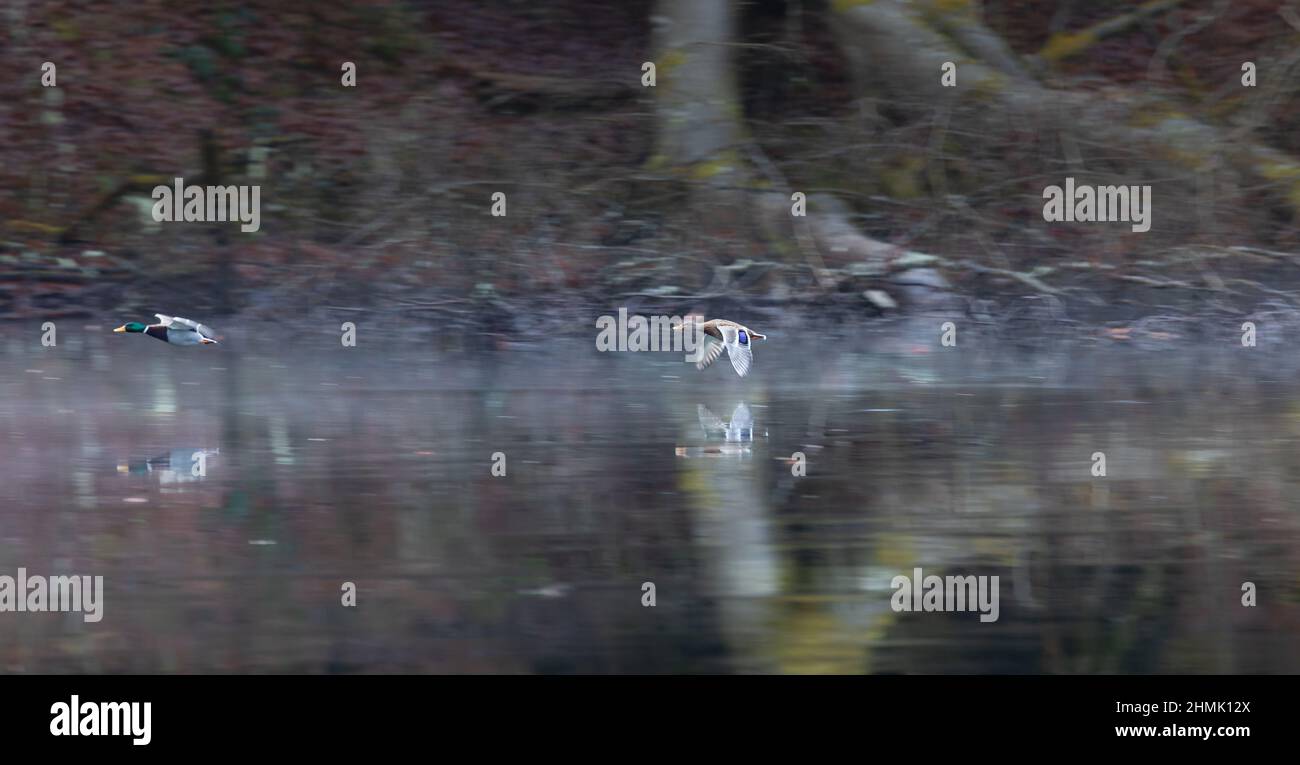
[5, 220, 64, 235]
[919, 0, 975, 17]
[880, 156, 926, 199]
[687, 151, 743, 181]
[830, 0, 877, 13]
[968, 68, 1009, 101]
[1038, 31, 1095, 63]
[1257, 160, 1300, 214]
[658, 48, 687, 77]
[1038, 0, 1186, 63]
[1129, 107, 1190, 129]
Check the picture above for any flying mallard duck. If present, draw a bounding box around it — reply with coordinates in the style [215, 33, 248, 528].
[675, 318, 766, 377]
[113, 314, 219, 346]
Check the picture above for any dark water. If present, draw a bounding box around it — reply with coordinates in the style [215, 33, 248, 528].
[2, 326, 1298, 673]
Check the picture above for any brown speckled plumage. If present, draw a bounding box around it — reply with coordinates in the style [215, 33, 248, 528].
[674, 318, 766, 377]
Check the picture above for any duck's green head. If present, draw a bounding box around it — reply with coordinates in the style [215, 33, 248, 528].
[113, 322, 147, 333]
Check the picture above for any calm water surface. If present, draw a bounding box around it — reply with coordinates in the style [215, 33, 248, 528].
[2, 329, 1298, 673]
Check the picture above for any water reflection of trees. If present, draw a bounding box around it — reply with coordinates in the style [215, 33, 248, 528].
[1, 347, 1297, 673]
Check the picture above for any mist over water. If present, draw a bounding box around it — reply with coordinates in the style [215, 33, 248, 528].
[1, 331, 1296, 673]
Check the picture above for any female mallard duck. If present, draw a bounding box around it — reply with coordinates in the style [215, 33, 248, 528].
[674, 318, 766, 377]
[113, 314, 219, 346]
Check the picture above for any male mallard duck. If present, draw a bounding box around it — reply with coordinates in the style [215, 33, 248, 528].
[113, 314, 219, 346]
[675, 318, 766, 377]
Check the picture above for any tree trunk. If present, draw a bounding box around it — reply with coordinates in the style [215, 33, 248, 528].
[828, 0, 1300, 218]
[651, 0, 751, 216]
[651, 0, 952, 305]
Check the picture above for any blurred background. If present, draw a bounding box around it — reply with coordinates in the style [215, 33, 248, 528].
[2, 0, 1299, 324]
[1, 1, 1299, 673]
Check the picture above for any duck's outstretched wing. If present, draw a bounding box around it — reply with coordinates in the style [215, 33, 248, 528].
[697, 404, 726, 432]
[694, 336, 726, 371]
[730, 402, 753, 430]
[720, 326, 753, 377]
[160, 314, 216, 337]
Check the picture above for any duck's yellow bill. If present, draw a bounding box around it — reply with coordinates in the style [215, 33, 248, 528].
[112, 325, 127, 333]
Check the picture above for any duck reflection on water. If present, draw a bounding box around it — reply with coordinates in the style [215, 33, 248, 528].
[116, 448, 220, 483]
[676, 403, 761, 457]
